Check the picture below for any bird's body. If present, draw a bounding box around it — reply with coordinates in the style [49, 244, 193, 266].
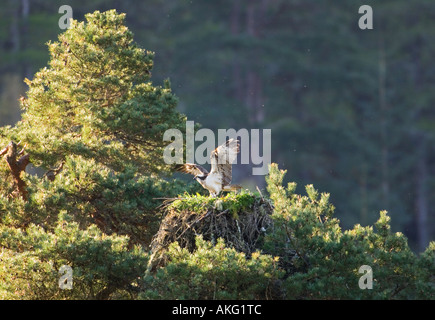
[196, 173, 222, 195]
[176, 139, 241, 197]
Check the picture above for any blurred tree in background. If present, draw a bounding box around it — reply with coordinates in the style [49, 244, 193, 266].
[0, 0, 433, 253]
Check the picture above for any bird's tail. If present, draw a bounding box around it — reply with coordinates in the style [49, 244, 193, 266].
[223, 184, 242, 192]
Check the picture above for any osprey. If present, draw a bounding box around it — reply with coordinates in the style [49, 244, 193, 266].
[176, 139, 241, 197]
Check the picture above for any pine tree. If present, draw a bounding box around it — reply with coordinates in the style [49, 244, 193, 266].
[0, 9, 187, 299]
[141, 236, 281, 300]
[16, 9, 185, 174]
[264, 163, 435, 299]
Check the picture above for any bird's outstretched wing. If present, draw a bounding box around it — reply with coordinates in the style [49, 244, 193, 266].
[210, 139, 240, 186]
[176, 163, 209, 176]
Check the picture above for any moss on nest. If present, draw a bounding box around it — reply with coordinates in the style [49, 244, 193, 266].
[147, 191, 274, 272]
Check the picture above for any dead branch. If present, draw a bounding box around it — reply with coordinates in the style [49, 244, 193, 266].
[2, 141, 30, 201]
[0, 145, 8, 157]
[43, 161, 65, 181]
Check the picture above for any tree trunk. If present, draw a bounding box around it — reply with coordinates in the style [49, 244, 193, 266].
[245, 1, 265, 126]
[245, 1, 266, 188]
[230, 0, 244, 102]
[360, 162, 368, 226]
[415, 138, 429, 252]
[8, 0, 20, 52]
[378, 35, 390, 210]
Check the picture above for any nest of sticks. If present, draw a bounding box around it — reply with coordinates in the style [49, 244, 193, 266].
[146, 194, 274, 272]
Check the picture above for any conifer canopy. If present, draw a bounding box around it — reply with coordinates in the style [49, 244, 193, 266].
[18, 9, 185, 173]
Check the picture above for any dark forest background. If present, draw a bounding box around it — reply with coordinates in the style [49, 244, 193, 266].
[0, 0, 434, 252]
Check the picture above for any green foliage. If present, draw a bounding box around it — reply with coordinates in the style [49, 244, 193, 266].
[1, 0, 435, 252]
[1, 4, 434, 300]
[169, 190, 257, 218]
[17, 9, 185, 173]
[0, 213, 148, 299]
[0, 153, 196, 243]
[265, 163, 435, 299]
[0, 9, 188, 300]
[140, 235, 281, 300]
